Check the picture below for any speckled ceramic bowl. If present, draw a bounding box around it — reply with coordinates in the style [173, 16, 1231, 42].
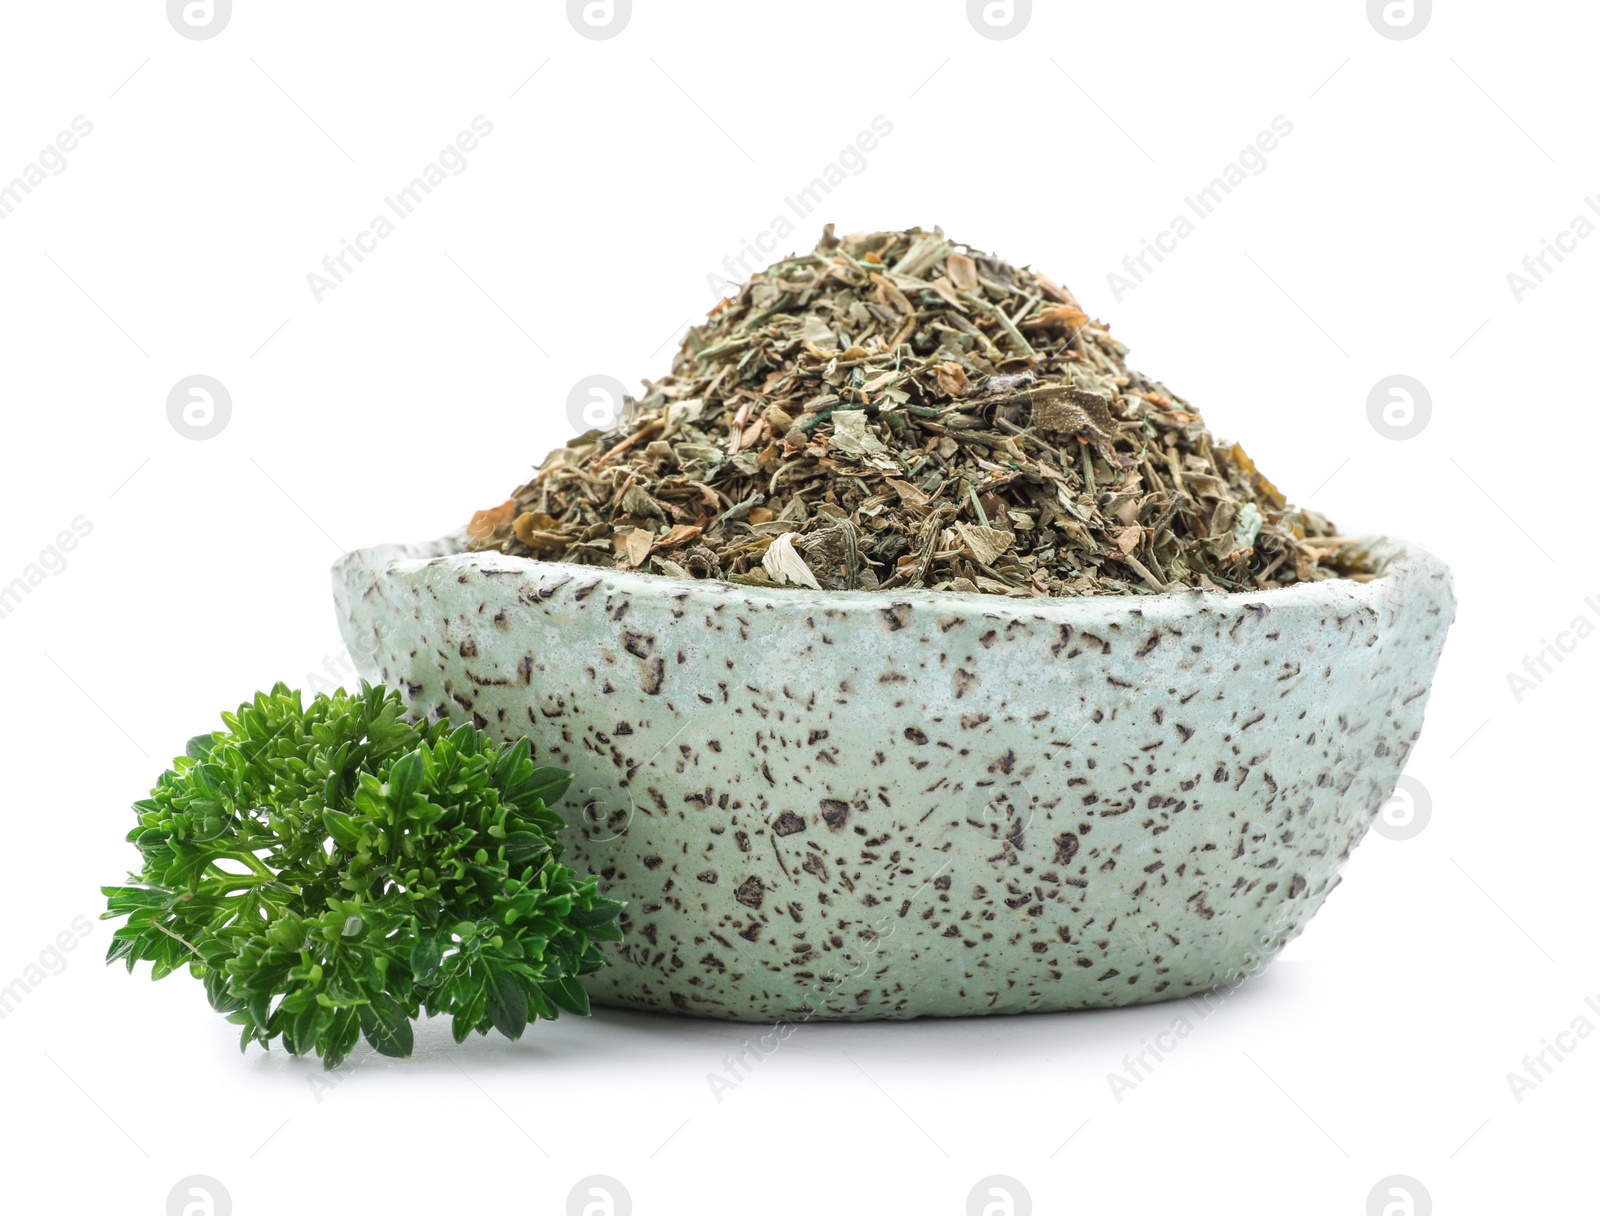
[332, 534, 1452, 1022]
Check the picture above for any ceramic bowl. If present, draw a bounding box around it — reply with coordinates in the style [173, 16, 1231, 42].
[332, 534, 1452, 1022]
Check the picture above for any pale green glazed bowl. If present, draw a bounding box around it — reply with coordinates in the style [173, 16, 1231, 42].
[333, 533, 1452, 1021]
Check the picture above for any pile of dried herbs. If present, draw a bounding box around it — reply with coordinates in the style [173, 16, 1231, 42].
[466, 226, 1368, 597]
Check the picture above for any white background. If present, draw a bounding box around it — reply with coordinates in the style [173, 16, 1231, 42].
[1, 2, 1594, 1212]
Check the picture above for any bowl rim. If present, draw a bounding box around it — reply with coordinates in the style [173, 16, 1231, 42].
[335, 531, 1451, 628]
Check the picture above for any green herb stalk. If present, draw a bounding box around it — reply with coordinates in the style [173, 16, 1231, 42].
[103, 683, 622, 1068]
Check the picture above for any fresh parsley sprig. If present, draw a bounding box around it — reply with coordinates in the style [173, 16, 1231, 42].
[103, 682, 622, 1068]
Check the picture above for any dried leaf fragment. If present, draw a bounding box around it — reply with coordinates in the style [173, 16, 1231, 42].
[934, 363, 971, 398]
[613, 527, 655, 568]
[1023, 303, 1092, 332]
[656, 524, 704, 549]
[1033, 390, 1121, 440]
[762, 532, 823, 589]
[513, 512, 567, 552]
[887, 479, 930, 508]
[947, 253, 978, 293]
[468, 499, 515, 541]
[957, 522, 1015, 566]
[828, 410, 889, 458]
